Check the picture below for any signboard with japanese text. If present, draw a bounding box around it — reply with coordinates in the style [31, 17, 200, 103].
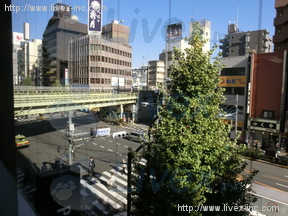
[88, 0, 102, 32]
[218, 76, 246, 87]
[247, 117, 280, 133]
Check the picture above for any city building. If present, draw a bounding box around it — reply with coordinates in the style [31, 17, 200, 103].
[12, 32, 42, 85]
[12, 32, 25, 85]
[247, 51, 287, 150]
[102, 20, 130, 44]
[26, 39, 42, 86]
[42, 3, 87, 86]
[162, 19, 212, 84]
[147, 60, 165, 90]
[68, 26, 132, 90]
[190, 19, 211, 53]
[220, 24, 273, 57]
[273, 0, 288, 51]
[219, 56, 249, 139]
[132, 66, 148, 91]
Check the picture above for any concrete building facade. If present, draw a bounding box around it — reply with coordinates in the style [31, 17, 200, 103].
[274, 0, 288, 51]
[68, 33, 132, 90]
[220, 24, 273, 57]
[42, 3, 87, 86]
[218, 56, 250, 142]
[147, 60, 165, 90]
[12, 32, 42, 85]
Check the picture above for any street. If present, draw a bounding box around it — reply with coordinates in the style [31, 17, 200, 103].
[15, 112, 288, 215]
[15, 112, 149, 215]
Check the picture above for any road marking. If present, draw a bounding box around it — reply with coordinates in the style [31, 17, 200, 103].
[116, 143, 121, 145]
[108, 149, 113, 152]
[124, 145, 128, 148]
[101, 137, 105, 140]
[254, 181, 288, 194]
[276, 183, 288, 188]
[284, 175, 288, 178]
[262, 174, 288, 183]
[93, 143, 97, 146]
[100, 146, 105, 149]
[108, 140, 113, 143]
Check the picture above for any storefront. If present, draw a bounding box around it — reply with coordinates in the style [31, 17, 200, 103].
[247, 117, 281, 150]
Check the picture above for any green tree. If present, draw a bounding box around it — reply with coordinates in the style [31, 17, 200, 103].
[22, 76, 33, 86]
[52, 79, 62, 87]
[130, 24, 257, 216]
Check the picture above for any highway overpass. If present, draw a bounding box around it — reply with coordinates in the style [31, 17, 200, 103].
[14, 86, 138, 116]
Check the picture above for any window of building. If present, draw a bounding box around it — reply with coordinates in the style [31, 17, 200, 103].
[221, 67, 246, 76]
[262, 110, 275, 119]
[223, 87, 245, 95]
[96, 78, 100, 84]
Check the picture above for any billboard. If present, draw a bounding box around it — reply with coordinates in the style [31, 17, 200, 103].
[111, 77, 125, 87]
[218, 76, 246, 87]
[88, 0, 102, 32]
[166, 23, 182, 41]
[13, 32, 24, 45]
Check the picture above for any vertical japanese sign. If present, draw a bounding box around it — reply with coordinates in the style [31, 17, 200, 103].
[88, 0, 102, 32]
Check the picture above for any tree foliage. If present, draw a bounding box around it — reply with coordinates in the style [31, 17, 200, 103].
[131, 24, 257, 216]
[52, 79, 62, 87]
[22, 76, 33, 86]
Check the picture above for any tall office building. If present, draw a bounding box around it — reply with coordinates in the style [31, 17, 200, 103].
[68, 21, 132, 90]
[273, 0, 288, 51]
[12, 32, 42, 85]
[12, 32, 25, 85]
[190, 19, 211, 53]
[220, 24, 273, 57]
[42, 3, 87, 86]
[147, 60, 165, 90]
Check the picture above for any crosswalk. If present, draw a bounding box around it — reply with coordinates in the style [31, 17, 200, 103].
[81, 168, 128, 215]
[122, 123, 149, 133]
[16, 168, 37, 196]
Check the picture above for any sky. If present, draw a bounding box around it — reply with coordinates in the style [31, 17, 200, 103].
[11, 0, 276, 68]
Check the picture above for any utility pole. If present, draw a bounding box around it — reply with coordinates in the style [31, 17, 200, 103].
[67, 111, 75, 165]
[235, 94, 238, 140]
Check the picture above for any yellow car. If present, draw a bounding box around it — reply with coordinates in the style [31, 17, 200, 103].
[15, 134, 30, 148]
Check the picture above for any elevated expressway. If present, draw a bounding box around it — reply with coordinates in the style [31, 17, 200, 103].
[14, 87, 138, 116]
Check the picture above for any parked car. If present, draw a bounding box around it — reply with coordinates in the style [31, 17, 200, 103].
[129, 131, 148, 143]
[15, 134, 30, 148]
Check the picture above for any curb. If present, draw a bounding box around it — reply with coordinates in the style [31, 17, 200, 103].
[244, 156, 288, 169]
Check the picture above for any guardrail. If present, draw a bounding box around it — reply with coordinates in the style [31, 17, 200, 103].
[13, 88, 138, 116]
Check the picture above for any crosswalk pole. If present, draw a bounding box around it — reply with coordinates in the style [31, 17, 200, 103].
[127, 151, 133, 215]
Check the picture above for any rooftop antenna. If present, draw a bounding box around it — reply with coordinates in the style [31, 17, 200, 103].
[236, 6, 239, 28]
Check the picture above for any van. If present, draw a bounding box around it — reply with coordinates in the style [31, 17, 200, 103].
[129, 131, 147, 143]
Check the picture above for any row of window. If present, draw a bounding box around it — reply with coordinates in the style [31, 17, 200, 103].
[90, 78, 132, 85]
[221, 67, 246, 76]
[90, 67, 131, 76]
[90, 44, 132, 58]
[223, 87, 245, 95]
[90, 55, 131, 67]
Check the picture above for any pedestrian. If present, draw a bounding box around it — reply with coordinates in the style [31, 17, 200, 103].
[121, 159, 127, 174]
[276, 142, 280, 153]
[109, 171, 116, 189]
[88, 157, 95, 176]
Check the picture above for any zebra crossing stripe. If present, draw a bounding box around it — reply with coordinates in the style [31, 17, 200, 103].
[81, 179, 123, 210]
[81, 179, 117, 213]
[94, 172, 127, 202]
[102, 170, 127, 189]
